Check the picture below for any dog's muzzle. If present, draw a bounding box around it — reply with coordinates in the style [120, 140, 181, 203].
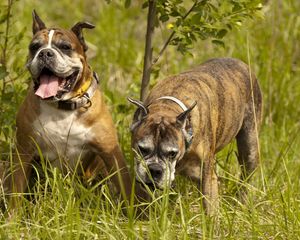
[146, 163, 163, 183]
[30, 50, 81, 100]
[33, 67, 80, 100]
[137, 163, 164, 190]
[39, 48, 54, 59]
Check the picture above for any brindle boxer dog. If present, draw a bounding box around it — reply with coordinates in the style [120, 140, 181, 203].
[3, 11, 132, 208]
[129, 58, 262, 214]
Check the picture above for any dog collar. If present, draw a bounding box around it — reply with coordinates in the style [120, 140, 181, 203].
[156, 96, 188, 111]
[57, 71, 99, 110]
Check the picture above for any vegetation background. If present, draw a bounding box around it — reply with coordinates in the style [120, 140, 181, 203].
[0, 0, 300, 239]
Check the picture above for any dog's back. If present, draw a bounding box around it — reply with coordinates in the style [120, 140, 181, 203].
[146, 57, 262, 152]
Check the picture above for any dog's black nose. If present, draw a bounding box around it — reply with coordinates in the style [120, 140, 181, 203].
[38, 49, 54, 59]
[148, 163, 163, 181]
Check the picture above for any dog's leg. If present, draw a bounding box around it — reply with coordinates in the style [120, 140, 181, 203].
[201, 155, 219, 215]
[84, 155, 109, 182]
[236, 105, 261, 200]
[7, 149, 34, 210]
[179, 147, 219, 214]
[191, 143, 219, 215]
[236, 127, 259, 180]
[90, 138, 132, 201]
[177, 151, 202, 186]
[102, 148, 132, 199]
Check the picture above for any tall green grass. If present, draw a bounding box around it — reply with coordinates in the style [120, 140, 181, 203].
[1, 0, 300, 239]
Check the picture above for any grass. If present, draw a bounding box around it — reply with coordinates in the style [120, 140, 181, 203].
[1, 0, 300, 239]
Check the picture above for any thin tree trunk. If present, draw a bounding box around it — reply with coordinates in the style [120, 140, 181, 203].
[140, 0, 156, 101]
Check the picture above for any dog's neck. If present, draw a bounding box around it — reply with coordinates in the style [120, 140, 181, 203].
[38, 71, 99, 111]
[57, 71, 99, 110]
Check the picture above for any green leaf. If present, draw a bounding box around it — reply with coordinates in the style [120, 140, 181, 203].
[197, 0, 208, 7]
[125, 0, 131, 8]
[159, 14, 169, 22]
[0, 65, 8, 80]
[212, 39, 225, 48]
[142, 1, 149, 9]
[232, 3, 242, 12]
[216, 29, 228, 38]
[0, 4, 8, 21]
[191, 12, 202, 24]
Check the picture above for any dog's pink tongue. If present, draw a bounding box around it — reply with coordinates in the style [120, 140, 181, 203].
[35, 74, 59, 99]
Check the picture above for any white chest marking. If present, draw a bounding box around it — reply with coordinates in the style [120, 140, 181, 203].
[33, 102, 92, 171]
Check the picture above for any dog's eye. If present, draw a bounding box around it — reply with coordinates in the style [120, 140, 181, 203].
[60, 43, 72, 51]
[29, 42, 41, 52]
[167, 150, 178, 159]
[138, 145, 151, 157]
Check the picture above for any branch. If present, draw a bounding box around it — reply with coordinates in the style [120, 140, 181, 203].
[1, 0, 13, 68]
[152, 0, 199, 66]
[140, 0, 156, 101]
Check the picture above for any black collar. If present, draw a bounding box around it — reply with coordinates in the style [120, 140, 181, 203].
[57, 71, 99, 111]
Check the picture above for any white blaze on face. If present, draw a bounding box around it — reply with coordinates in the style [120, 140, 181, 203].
[34, 30, 56, 98]
[47, 29, 55, 48]
[35, 30, 61, 99]
[34, 29, 56, 61]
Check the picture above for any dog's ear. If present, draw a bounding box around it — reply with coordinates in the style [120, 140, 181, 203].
[71, 22, 95, 52]
[127, 97, 148, 117]
[176, 101, 197, 127]
[176, 101, 197, 149]
[32, 10, 46, 35]
[127, 97, 149, 131]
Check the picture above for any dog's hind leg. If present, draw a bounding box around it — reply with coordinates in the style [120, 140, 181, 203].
[236, 126, 259, 180]
[236, 102, 261, 200]
[6, 150, 34, 211]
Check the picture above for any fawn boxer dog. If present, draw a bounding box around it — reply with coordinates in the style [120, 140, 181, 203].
[129, 58, 262, 214]
[3, 11, 132, 207]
